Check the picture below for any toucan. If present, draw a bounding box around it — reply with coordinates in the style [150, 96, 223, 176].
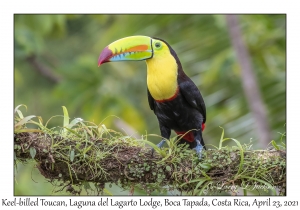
[98, 36, 206, 158]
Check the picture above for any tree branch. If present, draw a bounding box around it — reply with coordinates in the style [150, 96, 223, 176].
[27, 55, 61, 83]
[14, 132, 286, 195]
[226, 15, 272, 148]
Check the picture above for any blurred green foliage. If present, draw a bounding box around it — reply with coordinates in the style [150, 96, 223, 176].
[14, 14, 286, 195]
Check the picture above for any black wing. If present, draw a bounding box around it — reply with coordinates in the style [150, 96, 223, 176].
[179, 77, 206, 123]
[147, 88, 155, 111]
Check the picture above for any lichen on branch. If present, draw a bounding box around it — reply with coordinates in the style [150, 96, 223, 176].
[14, 131, 286, 196]
[14, 106, 286, 195]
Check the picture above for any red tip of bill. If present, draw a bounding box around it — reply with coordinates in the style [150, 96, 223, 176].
[98, 46, 113, 67]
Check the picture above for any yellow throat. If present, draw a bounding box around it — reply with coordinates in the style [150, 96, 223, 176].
[146, 52, 178, 101]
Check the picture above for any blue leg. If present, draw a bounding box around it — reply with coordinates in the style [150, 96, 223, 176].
[193, 130, 205, 159]
[157, 139, 166, 148]
[194, 139, 204, 159]
[151, 139, 166, 156]
[152, 124, 171, 156]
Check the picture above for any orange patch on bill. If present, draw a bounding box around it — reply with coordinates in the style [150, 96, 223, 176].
[127, 45, 149, 52]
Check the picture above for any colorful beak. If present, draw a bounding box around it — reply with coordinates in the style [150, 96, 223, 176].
[98, 36, 153, 66]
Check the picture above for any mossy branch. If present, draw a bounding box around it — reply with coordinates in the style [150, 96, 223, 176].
[14, 132, 286, 195]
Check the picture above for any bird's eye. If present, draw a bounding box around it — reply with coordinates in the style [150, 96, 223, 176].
[155, 42, 161, 48]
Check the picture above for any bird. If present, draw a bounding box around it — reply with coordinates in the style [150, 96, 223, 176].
[98, 36, 206, 158]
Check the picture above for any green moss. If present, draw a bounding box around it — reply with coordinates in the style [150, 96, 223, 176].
[14, 105, 286, 196]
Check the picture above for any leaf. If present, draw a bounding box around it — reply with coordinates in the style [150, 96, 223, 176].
[16, 110, 24, 119]
[198, 181, 212, 195]
[218, 126, 225, 149]
[62, 106, 69, 134]
[14, 129, 43, 133]
[194, 178, 209, 192]
[81, 123, 95, 138]
[200, 170, 211, 180]
[271, 140, 279, 150]
[45, 115, 61, 128]
[29, 147, 36, 159]
[98, 124, 109, 138]
[279, 132, 286, 148]
[180, 178, 209, 187]
[14, 104, 27, 114]
[70, 150, 75, 162]
[222, 137, 244, 177]
[83, 181, 91, 191]
[37, 116, 43, 126]
[199, 163, 212, 170]
[136, 139, 166, 157]
[243, 188, 247, 196]
[63, 127, 82, 138]
[67, 118, 83, 129]
[14, 115, 36, 128]
[217, 128, 244, 177]
[166, 166, 171, 172]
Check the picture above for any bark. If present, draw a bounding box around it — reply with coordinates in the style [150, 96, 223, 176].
[14, 132, 286, 195]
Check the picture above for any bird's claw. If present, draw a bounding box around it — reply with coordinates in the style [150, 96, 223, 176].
[151, 139, 166, 156]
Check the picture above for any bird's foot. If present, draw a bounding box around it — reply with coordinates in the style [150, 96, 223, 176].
[194, 140, 204, 159]
[157, 139, 166, 148]
[151, 148, 155, 156]
[151, 139, 166, 156]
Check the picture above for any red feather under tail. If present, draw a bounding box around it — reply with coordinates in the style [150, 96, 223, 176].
[175, 123, 205, 142]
